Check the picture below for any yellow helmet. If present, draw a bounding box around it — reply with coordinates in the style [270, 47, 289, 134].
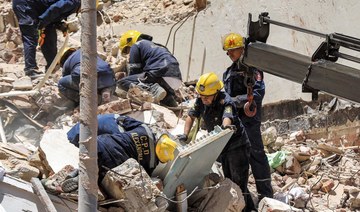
[196, 72, 224, 96]
[222, 33, 244, 51]
[156, 134, 178, 163]
[119, 30, 142, 54]
[59, 47, 76, 66]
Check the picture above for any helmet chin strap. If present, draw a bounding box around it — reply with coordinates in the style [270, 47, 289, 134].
[236, 55, 245, 69]
[208, 92, 219, 106]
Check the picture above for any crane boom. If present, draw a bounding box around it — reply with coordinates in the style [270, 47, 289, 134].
[244, 12, 360, 103]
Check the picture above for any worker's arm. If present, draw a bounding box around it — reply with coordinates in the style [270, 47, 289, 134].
[38, 0, 81, 29]
[183, 115, 195, 136]
[232, 68, 265, 108]
[221, 98, 238, 131]
[127, 44, 143, 75]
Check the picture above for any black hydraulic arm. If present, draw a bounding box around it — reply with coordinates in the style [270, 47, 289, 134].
[244, 12, 360, 103]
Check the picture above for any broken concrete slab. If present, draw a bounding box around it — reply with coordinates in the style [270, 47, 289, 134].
[97, 98, 132, 115]
[12, 77, 32, 90]
[101, 158, 165, 212]
[258, 197, 302, 212]
[39, 129, 79, 174]
[193, 178, 245, 212]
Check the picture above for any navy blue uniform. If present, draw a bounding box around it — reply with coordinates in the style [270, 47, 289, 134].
[223, 62, 273, 200]
[58, 49, 116, 103]
[12, 0, 80, 75]
[68, 114, 158, 181]
[188, 91, 255, 211]
[117, 40, 182, 104]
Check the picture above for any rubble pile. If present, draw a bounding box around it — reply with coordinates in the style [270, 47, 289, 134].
[0, 0, 359, 211]
[103, 0, 196, 24]
[258, 97, 360, 211]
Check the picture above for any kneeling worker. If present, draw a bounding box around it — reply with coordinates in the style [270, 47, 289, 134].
[58, 48, 116, 105]
[117, 30, 183, 107]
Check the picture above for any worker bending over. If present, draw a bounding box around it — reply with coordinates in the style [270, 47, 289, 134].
[58, 48, 116, 105]
[177, 72, 255, 212]
[117, 30, 182, 107]
[67, 114, 178, 183]
[222, 33, 273, 201]
[12, 0, 81, 76]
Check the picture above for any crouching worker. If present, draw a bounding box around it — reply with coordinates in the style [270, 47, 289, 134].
[58, 48, 116, 105]
[177, 72, 256, 212]
[65, 114, 178, 191]
[117, 30, 183, 107]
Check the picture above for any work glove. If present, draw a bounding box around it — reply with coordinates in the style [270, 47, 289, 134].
[176, 134, 188, 143]
[221, 124, 237, 132]
[38, 30, 45, 47]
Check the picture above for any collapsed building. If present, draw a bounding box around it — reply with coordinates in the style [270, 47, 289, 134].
[0, 0, 359, 211]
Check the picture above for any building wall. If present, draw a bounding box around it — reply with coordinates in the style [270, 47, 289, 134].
[111, 0, 360, 103]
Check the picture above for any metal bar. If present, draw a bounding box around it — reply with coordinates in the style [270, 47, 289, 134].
[243, 42, 360, 103]
[263, 17, 327, 38]
[333, 51, 360, 64]
[0, 117, 7, 144]
[331, 33, 360, 51]
[186, 13, 199, 81]
[243, 42, 310, 84]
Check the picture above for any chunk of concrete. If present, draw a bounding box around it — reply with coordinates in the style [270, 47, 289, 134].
[39, 129, 79, 174]
[195, 178, 245, 212]
[262, 126, 277, 146]
[258, 197, 302, 212]
[101, 158, 165, 212]
[12, 77, 33, 90]
[97, 99, 132, 115]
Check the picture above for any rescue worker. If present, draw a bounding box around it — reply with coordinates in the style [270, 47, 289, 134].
[58, 48, 116, 105]
[222, 33, 273, 201]
[117, 30, 183, 107]
[12, 0, 81, 76]
[177, 72, 255, 212]
[67, 114, 178, 182]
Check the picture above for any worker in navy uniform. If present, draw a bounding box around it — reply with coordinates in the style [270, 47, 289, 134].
[68, 114, 178, 182]
[12, 0, 81, 76]
[117, 30, 182, 107]
[222, 33, 273, 201]
[177, 72, 256, 212]
[58, 48, 116, 105]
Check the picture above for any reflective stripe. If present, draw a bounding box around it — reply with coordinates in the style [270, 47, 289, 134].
[127, 63, 142, 69]
[141, 124, 156, 169]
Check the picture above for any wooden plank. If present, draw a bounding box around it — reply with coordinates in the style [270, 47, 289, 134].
[30, 177, 57, 212]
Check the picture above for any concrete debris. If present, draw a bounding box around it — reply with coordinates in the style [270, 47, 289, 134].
[258, 197, 302, 212]
[101, 158, 165, 212]
[0, 1, 358, 211]
[39, 129, 79, 174]
[191, 178, 245, 212]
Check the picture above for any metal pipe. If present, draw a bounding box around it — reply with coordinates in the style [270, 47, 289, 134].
[263, 17, 327, 38]
[176, 189, 188, 212]
[0, 117, 7, 144]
